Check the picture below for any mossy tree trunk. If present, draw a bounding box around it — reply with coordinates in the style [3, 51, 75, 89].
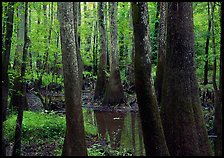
[58, 2, 87, 156]
[154, 2, 167, 105]
[160, 2, 212, 156]
[102, 2, 124, 106]
[94, 2, 108, 100]
[132, 2, 170, 156]
[152, 2, 160, 63]
[214, 2, 223, 156]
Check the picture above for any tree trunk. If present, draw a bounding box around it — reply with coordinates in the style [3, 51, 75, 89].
[58, 2, 87, 156]
[2, 2, 14, 122]
[94, 2, 108, 100]
[211, 2, 217, 92]
[12, 2, 29, 156]
[73, 2, 84, 90]
[154, 2, 167, 105]
[152, 2, 160, 63]
[1, 3, 10, 156]
[160, 2, 212, 156]
[92, 20, 98, 76]
[204, 2, 211, 85]
[132, 2, 170, 156]
[102, 2, 125, 106]
[131, 113, 136, 155]
[13, 2, 25, 70]
[214, 2, 223, 156]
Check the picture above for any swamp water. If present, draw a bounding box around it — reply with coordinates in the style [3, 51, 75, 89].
[83, 108, 145, 156]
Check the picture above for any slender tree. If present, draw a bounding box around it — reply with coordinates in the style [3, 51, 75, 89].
[1, 2, 14, 156]
[12, 2, 29, 156]
[211, 2, 217, 94]
[94, 2, 108, 100]
[160, 2, 212, 156]
[154, 2, 167, 105]
[204, 2, 212, 85]
[73, 2, 84, 89]
[102, 2, 125, 106]
[57, 2, 87, 156]
[132, 2, 169, 156]
[2, 2, 15, 122]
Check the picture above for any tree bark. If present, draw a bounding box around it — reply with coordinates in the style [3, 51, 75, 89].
[73, 2, 84, 90]
[154, 2, 167, 105]
[152, 2, 160, 63]
[102, 2, 125, 106]
[94, 2, 108, 100]
[13, 2, 25, 70]
[204, 2, 212, 85]
[58, 2, 87, 156]
[160, 2, 212, 156]
[12, 2, 29, 156]
[132, 2, 170, 156]
[1, 2, 14, 156]
[214, 2, 223, 156]
[2, 1, 14, 122]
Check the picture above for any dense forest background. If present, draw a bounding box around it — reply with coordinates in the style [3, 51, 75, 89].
[1, 2, 222, 156]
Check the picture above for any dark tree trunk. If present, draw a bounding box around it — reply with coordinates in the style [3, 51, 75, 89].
[102, 2, 125, 106]
[204, 2, 211, 85]
[126, 5, 135, 87]
[2, 2, 14, 122]
[94, 2, 108, 100]
[58, 2, 87, 156]
[2, 3, 14, 156]
[12, 2, 29, 156]
[160, 2, 212, 156]
[214, 2, 223, 156]
[154, 2, 167, 105]
[132, 2, 170, 156]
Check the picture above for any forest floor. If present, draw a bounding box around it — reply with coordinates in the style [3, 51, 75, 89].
[5, 87, 138, 156]
[5, 82, 216, 156]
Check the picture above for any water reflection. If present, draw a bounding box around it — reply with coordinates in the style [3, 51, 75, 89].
[83, 108, 145, 156]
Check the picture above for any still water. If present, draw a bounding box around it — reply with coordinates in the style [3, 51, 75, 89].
[83, 108, 145, 156]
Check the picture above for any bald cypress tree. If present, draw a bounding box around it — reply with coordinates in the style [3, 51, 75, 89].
[102, 2, 124, 106]
[155, 2, 167, 105]
[58, 2, 87, 156]
[132, 2, 169, 156]
[214, 2, 223, 156]
[94, 2, 108, 100]
[160, 2, 212, 156]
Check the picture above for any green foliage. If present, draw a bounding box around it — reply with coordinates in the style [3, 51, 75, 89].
[3, 110, 98, 144]
[3, 111, 65, 144]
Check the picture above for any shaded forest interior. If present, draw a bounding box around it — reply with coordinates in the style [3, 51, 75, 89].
[1, 2, 223, 156]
